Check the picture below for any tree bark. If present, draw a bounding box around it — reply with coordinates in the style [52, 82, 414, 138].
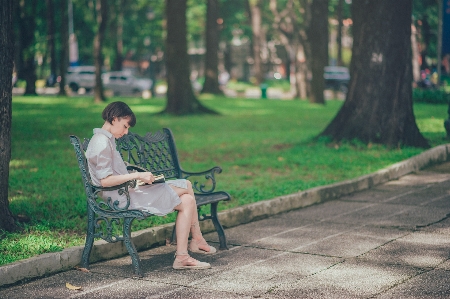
[164, 0, 216, 115]
[201, 0, 222, 94]
[248, 0, 264, 85]
[16, 0, 37, 96]
[336, 0, 343, 66]
[46, 0, 57, 84]
[93, 0, 108, 103]
[58, 0, 69, 96]
[307, 0, 328, 104]
[112, 0, 125, 71]
[320, 0, 429, 148]
[0, 0, 19, 232]
[269, 0, 304, 98]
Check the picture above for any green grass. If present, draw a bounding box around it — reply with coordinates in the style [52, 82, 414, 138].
[1, 95, 449, 266]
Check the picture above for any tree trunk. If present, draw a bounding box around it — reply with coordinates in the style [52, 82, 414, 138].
[201, 0, 222, 94]
[112, 0, 124, 71]
[248, 0, 263, 85]
[93, 0, 107, 103]
[0, 0, 19, 233]
[58, 0, 69, 96]
[411, 24, 421, 83]
[320, 0, 429, 148]
[164, 0, 216, 115]
[16, 0, 37, 96]
[336, 0, 343, 66]
[269, 0, 302, 98]
[46, 0, 57, 85]
[307, 0, 328, 104]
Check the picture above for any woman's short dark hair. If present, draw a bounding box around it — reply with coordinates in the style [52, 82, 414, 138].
[102, 101, 136, 127]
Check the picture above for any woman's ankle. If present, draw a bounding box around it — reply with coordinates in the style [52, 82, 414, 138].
[174, 251, 189, 259]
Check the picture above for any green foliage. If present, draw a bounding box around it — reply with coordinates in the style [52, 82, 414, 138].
[413, 88, 450, 104]
[2, 96, 448, 266]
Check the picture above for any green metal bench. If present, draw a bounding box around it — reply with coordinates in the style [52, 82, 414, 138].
[70, 128, 230, 276]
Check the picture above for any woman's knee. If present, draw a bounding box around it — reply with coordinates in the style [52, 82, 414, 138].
[186, 180, 193, 190]
[179, 193, 196, 209]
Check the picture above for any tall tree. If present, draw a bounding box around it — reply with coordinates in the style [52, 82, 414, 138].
[270, 0, 310, 99]
[164, 0, 216, 115]
[15, 0, 38, 95]
[306, 0, 328, 104]
[111, 0, 125, 71]
[248, 0, 264, 85]
[320, 0, 428, 148]
[0, 0, 18, 232]
[45, 0, 57, 85]
[58, 0, 69, 96]
[336, 0, 343, 66]
[201, 0, 222, 94]
[93, 0, 108, 103]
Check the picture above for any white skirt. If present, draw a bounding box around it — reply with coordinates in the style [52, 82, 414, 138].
[100, 179, 186, 216]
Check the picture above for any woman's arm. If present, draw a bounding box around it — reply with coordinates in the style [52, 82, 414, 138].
[100, 171, 155, 187]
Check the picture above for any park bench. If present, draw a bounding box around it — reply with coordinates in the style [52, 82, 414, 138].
[69, 128, 230, 276]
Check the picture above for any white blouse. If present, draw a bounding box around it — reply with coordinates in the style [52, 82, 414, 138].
[85, 128, 186, 216]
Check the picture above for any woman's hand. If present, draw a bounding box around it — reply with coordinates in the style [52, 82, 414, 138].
[135, 171, 155, 185]
[101, 171, 154, 187]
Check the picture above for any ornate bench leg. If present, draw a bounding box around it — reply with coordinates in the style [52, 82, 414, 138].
[123, 217, 143, 277]
[81, 207, 95, 269]
[210, 202, 228, 250]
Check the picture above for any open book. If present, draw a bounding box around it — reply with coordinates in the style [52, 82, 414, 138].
[125, 162, 165, 185]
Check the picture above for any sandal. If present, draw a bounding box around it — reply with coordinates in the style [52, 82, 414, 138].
[172, 252, 211, 270]
[189, 238, 217, 255]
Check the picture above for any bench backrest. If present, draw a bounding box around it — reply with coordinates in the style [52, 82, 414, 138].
[116, 128, 182, 179]
[69, 135, 96, 203]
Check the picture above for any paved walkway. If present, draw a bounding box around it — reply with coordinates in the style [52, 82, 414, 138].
[1, 162, 450, 298]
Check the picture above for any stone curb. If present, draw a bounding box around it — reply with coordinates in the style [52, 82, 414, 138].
[1, 144, 449, 287]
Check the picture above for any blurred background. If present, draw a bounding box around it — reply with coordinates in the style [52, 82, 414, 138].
[11, 0, 450, 100]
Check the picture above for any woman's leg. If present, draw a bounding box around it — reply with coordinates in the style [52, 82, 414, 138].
[173, 193, 195, 254]
[171, 186, 211, 269]
[170, 181, 215, 253]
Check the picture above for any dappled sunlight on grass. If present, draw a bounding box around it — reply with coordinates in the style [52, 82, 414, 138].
[125, 104, 165, 114]
[416, 117, 446, 133]
[9, 159, 31, 169]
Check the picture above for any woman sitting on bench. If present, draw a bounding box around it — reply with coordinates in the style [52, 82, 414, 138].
[85, 101, 215, 270]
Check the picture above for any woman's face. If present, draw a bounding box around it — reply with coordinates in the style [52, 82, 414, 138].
[110, 117, 131, 139]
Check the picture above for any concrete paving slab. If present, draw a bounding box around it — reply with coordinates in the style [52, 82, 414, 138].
[437, 259, 450, 270]
[236, 221, 352, 250]
[359, 238, 449, 269]
[330, 203, 446, 229]
[0, 270, 129, 299]
[421, 217, 450, 234]
[350, 224, 410, 240]
[298, 231, 394, 258]
[191, 251, 342, 298]
[376, 268, 450, 299]
[205, 214, 313, 245]
[66, 279, 178, 299]
[373, 205, 448, 228]
[270, 259, 421, 299]
[276, 200, 374, 222]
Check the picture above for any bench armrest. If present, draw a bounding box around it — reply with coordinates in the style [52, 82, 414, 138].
[180, 166, 222, 194]
[91, 180, 137, 212]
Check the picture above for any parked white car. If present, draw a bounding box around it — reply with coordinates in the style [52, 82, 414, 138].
[102, 71, 152, 96]
[66, 66, 96, 92]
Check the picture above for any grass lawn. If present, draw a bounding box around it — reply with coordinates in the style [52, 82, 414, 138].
[1, 94, 448, 266]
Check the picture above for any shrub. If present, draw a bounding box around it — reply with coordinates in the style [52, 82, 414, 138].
[413, 88, 450, 105]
